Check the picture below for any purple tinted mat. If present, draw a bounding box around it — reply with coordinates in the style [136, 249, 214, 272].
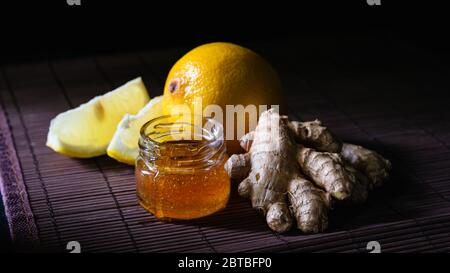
[1, 37, 450, 252]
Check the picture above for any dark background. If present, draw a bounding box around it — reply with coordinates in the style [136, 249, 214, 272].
[1, 1, 449, 252]
[1, 1, 449, 65]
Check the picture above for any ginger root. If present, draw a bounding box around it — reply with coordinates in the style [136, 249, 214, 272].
[288, 174, 331, 233]
[288, 119, 342, 152]
[296, 146, 354, 200]
[224, 109, 391, 233]
[341, 143, 392, 189]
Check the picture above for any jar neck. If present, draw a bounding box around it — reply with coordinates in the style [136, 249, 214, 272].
[138, 115, 226, 171]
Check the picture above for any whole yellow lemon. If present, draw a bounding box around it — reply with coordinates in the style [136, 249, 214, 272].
[162, 42, 286, 154]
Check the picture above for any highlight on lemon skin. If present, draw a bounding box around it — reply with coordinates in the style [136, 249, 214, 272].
[161, 42, 286, 154]
[46, 77, 150, 158]
[163, 42, 286, 114]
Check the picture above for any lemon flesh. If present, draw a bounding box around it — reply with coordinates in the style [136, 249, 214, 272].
[46, 77, 150, 158]
[107, 95, 163, 165]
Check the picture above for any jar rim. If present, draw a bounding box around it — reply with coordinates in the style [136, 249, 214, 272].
[138, 114, 226, 170]
[140, 114, 224, 146]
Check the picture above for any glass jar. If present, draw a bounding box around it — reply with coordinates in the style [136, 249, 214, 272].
[135, 115, 230, 220]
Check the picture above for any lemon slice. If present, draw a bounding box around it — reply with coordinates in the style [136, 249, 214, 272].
[107, 95, 164, 165]
[46, 77, 150, 158]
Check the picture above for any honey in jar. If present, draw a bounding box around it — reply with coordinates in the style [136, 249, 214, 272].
[135, 115, 230, 220]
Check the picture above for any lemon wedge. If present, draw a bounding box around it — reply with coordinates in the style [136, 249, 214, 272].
[107, 95, 164, 165]
[46, 77, 150, 158]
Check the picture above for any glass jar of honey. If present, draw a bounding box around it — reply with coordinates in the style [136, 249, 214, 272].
[135, 115, 230, 220]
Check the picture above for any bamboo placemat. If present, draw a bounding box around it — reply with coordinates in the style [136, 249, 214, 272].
[1, 37, 450, 252]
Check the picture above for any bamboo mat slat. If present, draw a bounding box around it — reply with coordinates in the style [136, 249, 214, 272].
[1, 37, 450, 252]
